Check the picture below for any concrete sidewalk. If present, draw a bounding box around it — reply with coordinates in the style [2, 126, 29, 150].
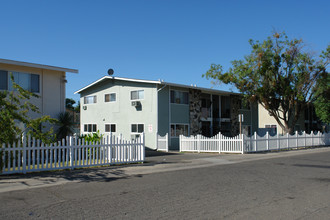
[1, 146, 329, 193]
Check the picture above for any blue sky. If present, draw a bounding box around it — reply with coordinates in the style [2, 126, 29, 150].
[1, 0, 329, 102]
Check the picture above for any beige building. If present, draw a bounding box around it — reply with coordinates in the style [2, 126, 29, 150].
[257, 103, 321, 135]
[0, 58, 78, 125]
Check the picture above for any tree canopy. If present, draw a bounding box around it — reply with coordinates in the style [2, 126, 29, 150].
[0, 75, 56, 144]
[65, 98, 76, 110]
[313, 65, 330, 124]
[204, 32, 329, 134]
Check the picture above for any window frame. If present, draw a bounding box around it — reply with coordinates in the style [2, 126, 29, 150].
[170, 123, 190, 137]
[130, 123, 144, 140]
[105, 123, 116, 133]
[104, 93, 117, 103]
[130, 90, 144, 101]
[0, 70, 40, 93]
[264, 124, 277, 135]
[84, 124, 97, 132]
[170, 90, 189, 105]
[84, 95, 97, 104]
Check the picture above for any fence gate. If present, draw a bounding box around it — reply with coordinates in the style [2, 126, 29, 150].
[157, 133, 168, 152]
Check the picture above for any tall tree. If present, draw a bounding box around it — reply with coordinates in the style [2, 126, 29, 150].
[313, 67, 330, 124]
[204, 32, 329, 134]
[74, 101, 80, 113]
[65, 98, 76, 110]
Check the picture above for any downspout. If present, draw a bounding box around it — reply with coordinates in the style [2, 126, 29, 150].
[156, 83, 167, 150]
[169, 85, 171, 148]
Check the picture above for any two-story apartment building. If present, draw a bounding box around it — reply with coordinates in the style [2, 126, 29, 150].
[0, 58, 78, 130]
[75, 76, 257, 150]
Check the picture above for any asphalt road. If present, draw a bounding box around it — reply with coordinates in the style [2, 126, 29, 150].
[1, 148, 330, 219]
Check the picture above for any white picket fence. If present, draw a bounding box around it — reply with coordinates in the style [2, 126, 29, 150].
[0, 133, 145, 175]
[179, 131, 330, 154]
[245, 131, 330, 152]
[157, 133, 168, 152]
[180, 133, 244, 154]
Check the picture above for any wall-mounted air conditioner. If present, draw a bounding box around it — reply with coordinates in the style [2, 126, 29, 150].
[131, 101, 141, 107]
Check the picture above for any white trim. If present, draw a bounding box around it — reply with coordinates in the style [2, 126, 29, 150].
[164, 82, 239, 95]
[74, 76, 240, 96]
[0, 58, 78, 73]
[75, 76, 161, 94]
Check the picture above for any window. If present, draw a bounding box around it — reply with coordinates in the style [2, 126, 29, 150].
[105, 124, 116, 132]
[265, 125, 277, 135]
[0, 70, 8, 90]
[221, 96, 231, 118]
[170, 90, 188, 104]
[131, 123, 144, 140]
[84, 124, 97, 132]
[105, 93, 116, 102]
[131, 90, 144, 100]
[131, 124, 144, 133]
[0, 70, 40, 92]
[31, 74, 40, 93]
[171, 124, 189, 137]
[84, 95, 97, 104]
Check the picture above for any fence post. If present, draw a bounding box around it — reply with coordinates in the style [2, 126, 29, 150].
[287, 133, 289, 150]
[241, 134, 244, 154]
[218, 133, 221, 154]
[311, 130, 314, 147]
[22, 133, 27, 174]
[304, 131, 306, 147]
[254, 132, 257, 152]
[295, 131, 298, 149]
[156, 132, 159, 151]
[198, 135, 201, 153]
[142, 133, 145, 162]
[166, 133, 169, 152]
[266, 132, 269, 151]
[277, 133, 279, 151]
[318, 131, 320, 146]
[69, 136, 73, 170]
[179, 135, 182, 152]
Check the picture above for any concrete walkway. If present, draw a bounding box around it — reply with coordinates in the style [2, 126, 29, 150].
[1, 146, 329, 193]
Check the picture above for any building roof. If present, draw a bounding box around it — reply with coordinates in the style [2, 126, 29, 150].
[75, 75, 239, 95]
[0, 58, 78, 73]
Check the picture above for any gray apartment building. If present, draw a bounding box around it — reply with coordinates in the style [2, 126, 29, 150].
[75, 76, 257, 150]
